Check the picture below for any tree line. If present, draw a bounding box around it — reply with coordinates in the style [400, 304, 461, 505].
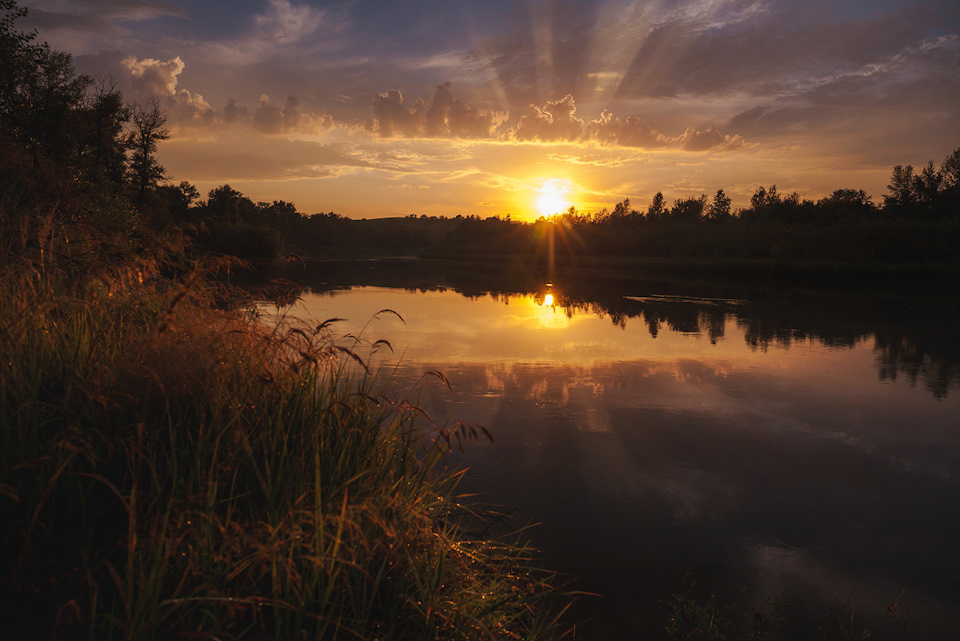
[3, 0, 958, 277]
[155, 145, 960, 271]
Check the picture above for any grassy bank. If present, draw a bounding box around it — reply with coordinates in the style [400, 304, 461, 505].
[0, 260, 566, 640]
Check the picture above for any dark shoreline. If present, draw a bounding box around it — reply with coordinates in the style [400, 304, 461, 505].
[244, 253, 960, 302]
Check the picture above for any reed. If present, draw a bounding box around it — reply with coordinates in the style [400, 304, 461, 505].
[0, 261, 567, 640]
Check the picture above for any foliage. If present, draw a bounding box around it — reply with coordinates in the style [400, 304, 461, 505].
[0, 263, 568, 640]
[664, 576, 784, 641]
[663, 574, 915, 641]
[0, 7, 569, 639]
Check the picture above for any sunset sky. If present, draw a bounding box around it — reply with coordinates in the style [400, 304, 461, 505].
[22, 0, 960, 220]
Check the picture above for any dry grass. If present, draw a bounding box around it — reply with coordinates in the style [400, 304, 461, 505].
[0, 261, 569, 640]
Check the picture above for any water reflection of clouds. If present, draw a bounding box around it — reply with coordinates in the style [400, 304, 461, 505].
[269, 278, 960, 637]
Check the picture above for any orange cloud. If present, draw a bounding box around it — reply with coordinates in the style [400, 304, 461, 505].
[368, 84, 744, 152]
[587, 111, 744, 151]
[506, 96, 745, 152]
[510, 94, 584, 142]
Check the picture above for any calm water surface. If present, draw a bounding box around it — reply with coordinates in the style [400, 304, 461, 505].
[256, 260, 960, 639]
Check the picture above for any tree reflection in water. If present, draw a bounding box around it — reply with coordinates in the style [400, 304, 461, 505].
[243, 257, 960, 400]
[242, 258, 960, 638]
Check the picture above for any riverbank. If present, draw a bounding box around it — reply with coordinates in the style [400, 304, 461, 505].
[0, 262, 568, 640]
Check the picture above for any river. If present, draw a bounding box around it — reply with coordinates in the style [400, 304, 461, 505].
[246, 258, 960, 639]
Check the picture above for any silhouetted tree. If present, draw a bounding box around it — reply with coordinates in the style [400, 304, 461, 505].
[76, 77, 129, 185]
[670, 195, 707, 222]
[816, 189, 874, 222]
[749, 185, 780, 216]
[914, 161, 943, 207]
[942, 148, 960, 191]
[647, 191, 666, 221]
[706, 188, 731, 221]
[203, 184, 258, 223]
[0, 2, 90, 169]
[127, 98, 169, 203]
[156, 180, 199, 222]
[611, 198, 632, 219]
[883, 165, 916, 211]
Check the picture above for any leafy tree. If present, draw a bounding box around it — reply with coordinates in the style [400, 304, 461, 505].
[1, 3, 90, 168]
[156, 180, 199, 222]
[820, 188, 871, 208]
[611, 198, 633, 219]
[647, 191, 666, 221]
[706, 188, 731, 221]
[0, 0, 42, 140]
[883, 164, 916, 211]
[914, 160, 942, 207]
[670, 195, 707, 222]
[942, 147, 960, 191]
[203, 184, 258, 223]
[76, 77, 130, 185]
[749, 185, 780, 214]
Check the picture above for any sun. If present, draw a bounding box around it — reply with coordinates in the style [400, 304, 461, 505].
[536, 180, 570, 218]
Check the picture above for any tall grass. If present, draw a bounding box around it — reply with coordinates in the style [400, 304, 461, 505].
[0, 260, 567, 640]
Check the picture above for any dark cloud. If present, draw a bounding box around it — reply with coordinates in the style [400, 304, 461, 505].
[367, 82, 507, 139]
[222, 98, 249, 124]
[722, 33, 960, 158]
[252, 0, 326, 45]
[252, 97, 284, 134]
[250, 94, 332, 134]
[612, 9, 931, 100]
[282, 96, 303, 131]
[24, 0, 185, 24]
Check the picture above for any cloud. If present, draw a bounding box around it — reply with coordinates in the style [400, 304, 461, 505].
[123, 55, 185, 96]
[252, 0, 325, 45]
[202, 0, 343, 68]
[160, 136, 414, 183]
[509, 95, 744, 151]
[116, 52, 745, 152]
[20, 0, 186, 54]
[24, 0, 185, 26]
[721, 33, 960, 160]
[611, 3, 941, 101]
[365, 82, 745, 151]
[252, 95, 334, 135]
[222, 98, 249, 124]
[121, 55, 215, 125]
[586, 110, 661, 147]
[119, 56, 334, 134]
[367, 82, 507, 139]
[676, 127, 745, 152]
[510, 94, 584, 142]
